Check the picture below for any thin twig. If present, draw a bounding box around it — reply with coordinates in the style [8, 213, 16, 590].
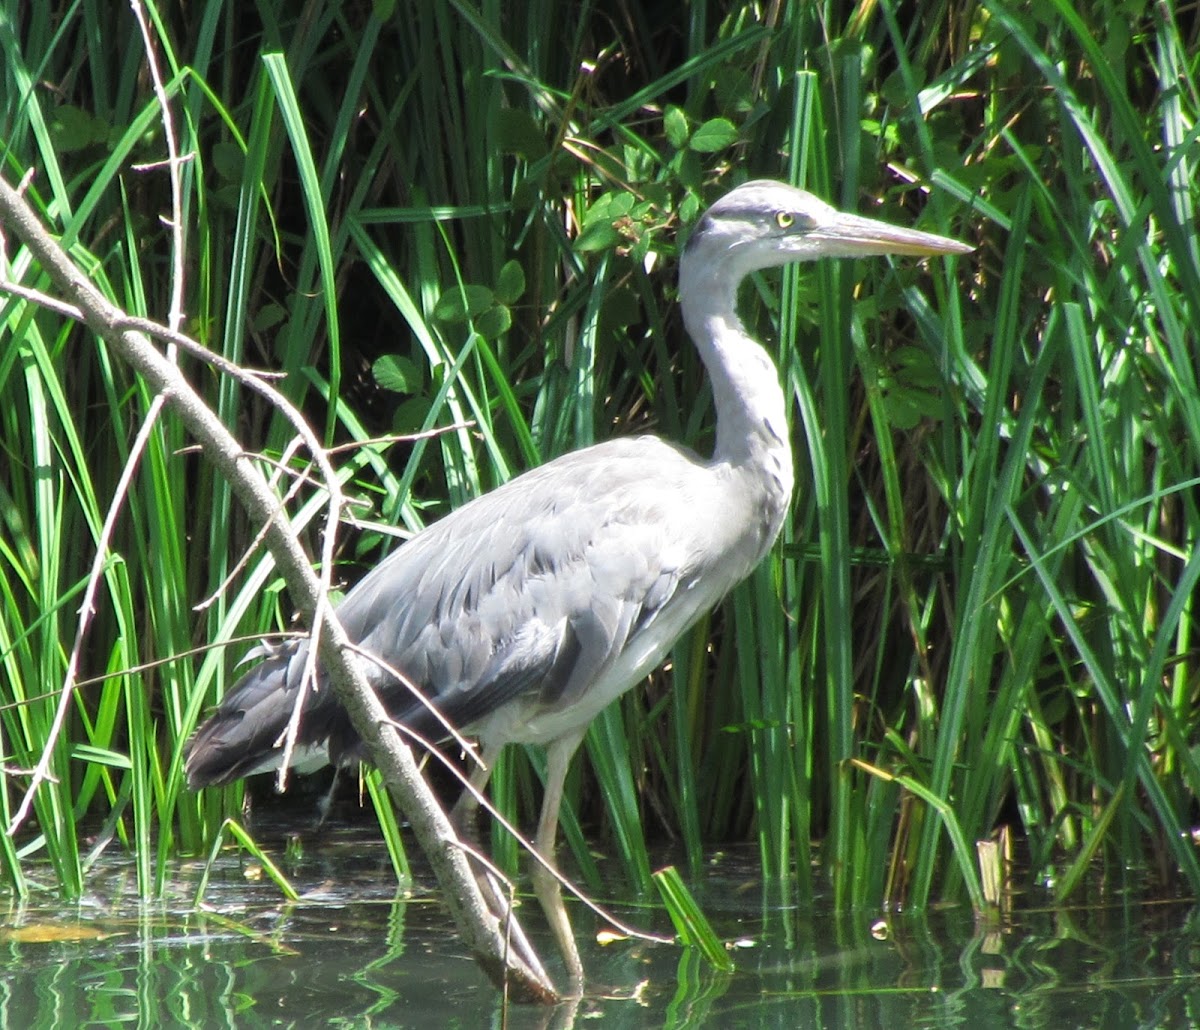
[350, 643, 482, 766]
[0, 151, 558, 1009]
[194, 442, 315, 612]
[0, 251, 350, 800]
[391, 719, 675, 948]
[9, 0, 192, 835]
[0, 633, 307, 713]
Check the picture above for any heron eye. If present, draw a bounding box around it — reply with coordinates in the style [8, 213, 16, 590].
[776, 211, 795, 229]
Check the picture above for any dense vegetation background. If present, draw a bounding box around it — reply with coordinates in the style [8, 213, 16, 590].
[2, 0, 1199, 921]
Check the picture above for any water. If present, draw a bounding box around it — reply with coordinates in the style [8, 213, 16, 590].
[2, 825, 1198, 1028]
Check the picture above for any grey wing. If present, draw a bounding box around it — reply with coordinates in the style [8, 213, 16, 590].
[342, 440, 701, 741]
[185, 436, 717, 786]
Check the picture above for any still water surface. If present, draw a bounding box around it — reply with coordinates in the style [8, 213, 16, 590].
[2, 823, 1198, 1028]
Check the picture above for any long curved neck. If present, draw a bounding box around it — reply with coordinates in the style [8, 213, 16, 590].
[680, 258, 795, 534]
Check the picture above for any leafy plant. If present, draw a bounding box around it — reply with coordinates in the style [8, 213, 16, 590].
[1, 0, 1198, 932]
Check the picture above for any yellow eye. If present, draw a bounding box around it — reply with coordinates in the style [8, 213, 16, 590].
[776, 211, 795, 229]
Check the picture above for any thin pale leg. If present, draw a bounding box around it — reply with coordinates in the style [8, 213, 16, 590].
[313, 764, 342, 828]
[530, 731, 586, 994]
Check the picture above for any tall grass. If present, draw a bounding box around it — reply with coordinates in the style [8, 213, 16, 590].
[2, 0, 1199, 930]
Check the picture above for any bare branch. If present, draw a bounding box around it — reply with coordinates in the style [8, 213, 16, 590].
[0, 170, 559, 1003]
[8, 2, 194, 839]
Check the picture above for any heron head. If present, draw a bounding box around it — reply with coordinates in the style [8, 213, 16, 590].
[683, 180, 972, 278]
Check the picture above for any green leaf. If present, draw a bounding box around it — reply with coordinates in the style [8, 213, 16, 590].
[664, 105, 690, 149]
[679, 192, 701, 224]
[583, 191, 635, 225]
[252, 302, 286, 332]
[392, 395, 433, 434]
[433, 284, 494, 322]
[373, 354, 424, 393]
[713, 66, 756, 115]
[880, 390, 925, 430]
[575, 222, 620, 253]
[576, 191, 636, 253]
[688, 117, 738, 153]
[475, 303, 512, 339]
[674, 148, 703, 189]
[49, 105, 109, 152]
[890, 346, 942, 390]
[495, 260, 526, 305]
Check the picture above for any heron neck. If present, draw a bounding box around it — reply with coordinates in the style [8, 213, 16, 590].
[681, 275, 794, 523]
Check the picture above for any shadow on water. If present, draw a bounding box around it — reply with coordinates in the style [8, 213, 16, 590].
[2, 821, 1199, 1028]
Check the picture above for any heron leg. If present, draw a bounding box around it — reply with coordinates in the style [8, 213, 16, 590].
[449, 751, 493, 841]
[313, 764, 343, 829]
[531, 730, 586, 994]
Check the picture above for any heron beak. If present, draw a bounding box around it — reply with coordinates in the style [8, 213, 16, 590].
[810, 210, 974, 258]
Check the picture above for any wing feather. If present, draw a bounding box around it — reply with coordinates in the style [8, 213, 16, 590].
[187, 434, 766, 785]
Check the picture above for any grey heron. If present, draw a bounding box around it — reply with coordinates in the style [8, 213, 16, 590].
[185, 179, 971, 989]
